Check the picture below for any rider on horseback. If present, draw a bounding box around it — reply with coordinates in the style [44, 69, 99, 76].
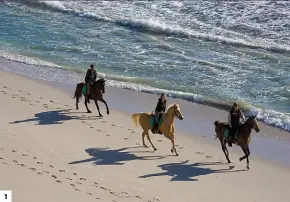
[153, 93, 167, 133]
[228, 102, 245, 147]
[85, 64, 97, 96]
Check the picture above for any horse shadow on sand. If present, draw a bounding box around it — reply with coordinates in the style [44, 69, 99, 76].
[69, 147, 166, 166]
[139, 160, 247, 181]
[10, 109, 103, 125]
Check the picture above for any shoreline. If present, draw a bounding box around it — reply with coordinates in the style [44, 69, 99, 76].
[1, 56, 290, 133]
[1, 68, 290, 169]
[1, 69, 290, 202]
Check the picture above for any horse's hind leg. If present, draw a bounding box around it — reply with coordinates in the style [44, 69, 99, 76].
[76, 96, 79, 110]
[146, 132, 157, 151]
[99, 98, 109, 115]
[94, 100, 102, 117]
[220, 138, 231, 163]
[84, 97, 91, 113]
[142, 131, 148, 148]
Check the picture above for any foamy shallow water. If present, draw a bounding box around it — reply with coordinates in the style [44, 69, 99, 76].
[0, 0, 290, 132]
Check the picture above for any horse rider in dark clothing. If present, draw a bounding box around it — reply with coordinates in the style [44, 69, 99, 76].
[228, 102, 245, 147]
[153, 93, 167, 133]
[85, 64, 97, 96]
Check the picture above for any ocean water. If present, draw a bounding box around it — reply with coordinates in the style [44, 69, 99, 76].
[1, 0, 290, 131]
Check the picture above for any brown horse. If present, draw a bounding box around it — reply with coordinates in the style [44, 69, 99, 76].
[214, 115, 260, 169]
[73, 78, 109, 117]
[131, 104, 183, 156]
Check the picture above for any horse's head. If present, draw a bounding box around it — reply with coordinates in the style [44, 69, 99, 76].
[247, 115, 260, 132]
[95, 78, 106, 93]
[167, 103, 183, 120]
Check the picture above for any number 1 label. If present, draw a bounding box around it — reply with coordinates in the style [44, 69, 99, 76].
[0, 191, 11, 202]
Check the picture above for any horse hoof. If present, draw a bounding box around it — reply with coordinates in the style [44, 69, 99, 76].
[99, 114, 103, 117]
[87, 111, 92, 113]
[247, 166, 250, 170]
[176, 153, 179, 156]
[228, 160, 231, 163]
[143, 145, 148, 148]
[171, 149, 173, 153]
[239, 158, 243, 162]
[154, 148, 157, 151]
[107, 111, 109, 115]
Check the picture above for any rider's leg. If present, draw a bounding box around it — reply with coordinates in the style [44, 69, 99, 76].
[228, 125, 237, 147]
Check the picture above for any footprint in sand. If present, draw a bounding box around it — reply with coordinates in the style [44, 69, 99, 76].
[33, 157, 37, 159]
[157, 140, 163, 142]
[66, 178, 72, 181]
[49, 100, 55, 103]
[196, 152, 204, 155]
[76, 182, 82, 185]
[37, 162, 43, 164]
[124, 138, 129, 140]
[39, 97, 43, 99]
[12, 150, 17, 153]
[13, 160, 18, 163]
[59, 169, 65, 172]
[106, 134, 110, 137]
[2, 162, 8, 165]
[50, 165, 54, 168]
[206, 155, 212, 159]
[37, 172, 43, 175]
[135, 196, 142, 199]
[96, 197, 102, 200]
[90, 127, 94, 129]
[73, 173, 77, 176]
[36, 101, 40, 103]
[87, 193, 92, 196]
[22, 154, 27, 156]
[56, 180, 62, 183]
[111, 124, 116, 127]
[20, 164, 26, 167]
[17, 89, 22, 92]
[80, 177, 86, 181]
[0, 157, 4, 160]
[43, 171, 49, 174]
[74, 188, 81, 191]
[29, 168, 36, 171]
[70, 184, 75, 187]
[51, 175, 57, 179]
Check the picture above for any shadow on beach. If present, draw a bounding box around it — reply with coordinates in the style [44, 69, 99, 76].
[69, 147, 166, 166]
[140, 160, 247, 181]
[10, 109, 102, 125]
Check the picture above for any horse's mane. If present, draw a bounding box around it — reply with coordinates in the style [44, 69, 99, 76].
[167, 103, 179, 109]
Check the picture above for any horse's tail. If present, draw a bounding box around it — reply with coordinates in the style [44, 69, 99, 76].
[214, 121, 219, 139]
[72, 83, 83, 99]
[131, 113, 141, 132]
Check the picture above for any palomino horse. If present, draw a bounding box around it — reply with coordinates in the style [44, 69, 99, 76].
[131, 104, 183, 156]
[73, 78, 109, 117]
[214, 115, 260, 169]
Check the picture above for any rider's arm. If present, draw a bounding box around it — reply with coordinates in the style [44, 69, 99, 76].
[240, 110, 245, 122]
[85, 69, 90, 81]
[228, 112, 232, 127]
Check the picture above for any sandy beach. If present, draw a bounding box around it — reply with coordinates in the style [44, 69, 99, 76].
[0, 69, 290, 202]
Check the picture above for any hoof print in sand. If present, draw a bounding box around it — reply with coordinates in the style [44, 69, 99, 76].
[12, 150, 17, 153]
[73, 173, 77, 176]
[33, 157, 37, 159]
[59, 169, 65, 172]
[76, 182, 82, 185]
[74, 188, 81, 191]
[66, 178, 72, 181]
[43, 171, 49, 174]
[37, 162, 43, 164]
[56, 180, 62, 183]
[29, 168, 36, 171]
[80, 177, 86, 181]
[13, 160, 18, 163]
[22, 154, 27, 156]
[70, 184, 75, 187]
[87, 193, 92, 196]
[49, 165, 54, 168]
[37, 172, 43, 175]
[20, 164, 26, 167]
[51, 175, 57, 179]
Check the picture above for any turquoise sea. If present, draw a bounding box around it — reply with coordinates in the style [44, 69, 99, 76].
[1, 0, 290, 131]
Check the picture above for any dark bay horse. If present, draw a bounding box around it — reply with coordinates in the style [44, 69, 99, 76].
[73, 78, 109, 117]
[214, 115, 260, 169]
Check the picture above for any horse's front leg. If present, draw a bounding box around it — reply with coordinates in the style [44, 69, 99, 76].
[165, 133, 179, 156]
[219, 137, 231, 163]
[99, 98, 109, 115]
[84, 96, 91, 113]
[239, 145, 250, 169]
[94, 100, 102, 117]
